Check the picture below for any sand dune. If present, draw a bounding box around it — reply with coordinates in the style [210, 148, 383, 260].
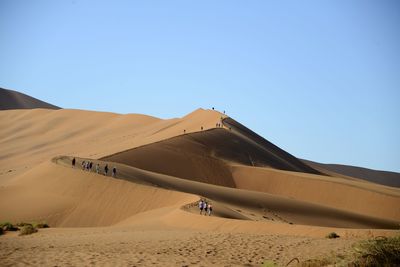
[1, 103, 400, 266]
[1, 155, 398, 230]
[103, 127, 400, 223]
[0, 108, 220, 183]
[0, 88, 60, 110]
[101, 126, 321, 187]
[304, 159, 400, 188]
[0, 158, 196, 227]
[231, 165, 400, 221]
[1, 107, 399, 229]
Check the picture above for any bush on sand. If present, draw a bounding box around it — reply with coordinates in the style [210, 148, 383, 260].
[19, 224, 38, 236]
[352, 235, 400, 266]
[0, 222, 18, 231]
[326, 232, 340, 239]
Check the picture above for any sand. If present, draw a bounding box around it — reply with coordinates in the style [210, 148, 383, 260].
[1, 105, 399, 266]
[0, 227, 364, 267]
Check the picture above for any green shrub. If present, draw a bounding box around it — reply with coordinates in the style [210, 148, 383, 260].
[0, 222, 18, 231]
[326, 232, 340, 239]
[352, 235, 400, 266]
[19, 224, 38, 236]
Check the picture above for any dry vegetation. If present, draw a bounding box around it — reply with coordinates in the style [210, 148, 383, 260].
[0, 221, 49, 236]
[19, 224, 38, 236]
[351, 235, 400, 266]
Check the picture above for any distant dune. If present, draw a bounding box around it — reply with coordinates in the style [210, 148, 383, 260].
[304, 160, 400, 188]
[0, 87, 60, 110]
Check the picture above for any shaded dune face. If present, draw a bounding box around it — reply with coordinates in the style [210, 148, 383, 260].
[0, 88, 60, 110]
[222, 118, 322, 175]
[103, 130, 236, 187]
[103, 124, 322, 188]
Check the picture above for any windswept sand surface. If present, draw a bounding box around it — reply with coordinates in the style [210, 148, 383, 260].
[1, 107, 399, 266]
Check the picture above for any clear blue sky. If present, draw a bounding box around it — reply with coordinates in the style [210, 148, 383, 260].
[1, 0, 399, 172]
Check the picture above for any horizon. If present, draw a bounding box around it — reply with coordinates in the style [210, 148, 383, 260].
[1, 1, 399, 173]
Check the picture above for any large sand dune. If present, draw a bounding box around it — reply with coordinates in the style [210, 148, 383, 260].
[1, 107, 399, 228]
[102, 127, 320, 187]
[1, 102, 400, 266]
[1, 155, 398, 230]
[102, 125, 400, 224]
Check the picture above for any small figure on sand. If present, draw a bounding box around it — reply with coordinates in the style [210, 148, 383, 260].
[199, 199, 204, 215]
[89, 161, 93, 172]
[82, 161, 86, 170]
[198, 199, 213, 216]
[183, 129, 186, 134]
[104, 164, 109, 176]
[201, 126, 203, 131]
[72, 157, 76, 168]
[96, 163, 100, 174]
[112, 167, 116, 177]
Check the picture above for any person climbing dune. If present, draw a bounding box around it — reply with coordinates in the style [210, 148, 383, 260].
[104, 164, 109, 176]
[199, 199, 204, 215]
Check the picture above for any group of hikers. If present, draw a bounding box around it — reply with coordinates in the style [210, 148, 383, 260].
[71, 157, 116, 177]
[198, 199, 213, 216]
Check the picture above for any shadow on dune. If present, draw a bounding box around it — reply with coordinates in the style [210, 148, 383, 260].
[102, 124, 322, 189]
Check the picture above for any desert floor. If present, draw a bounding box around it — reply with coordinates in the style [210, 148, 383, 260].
[0, 226, 366, 267]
